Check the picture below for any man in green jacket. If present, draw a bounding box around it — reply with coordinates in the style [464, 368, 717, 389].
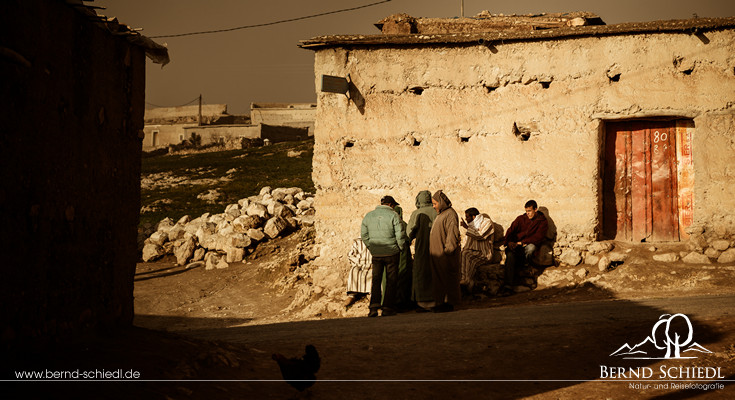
[361, 195, 405, 317]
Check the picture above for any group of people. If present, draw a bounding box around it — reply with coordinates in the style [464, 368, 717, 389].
[350, 190, 549, 317]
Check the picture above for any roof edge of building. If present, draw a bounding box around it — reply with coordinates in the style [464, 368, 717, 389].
[298, 16, 735, 49]
[65, 0, 170, 65]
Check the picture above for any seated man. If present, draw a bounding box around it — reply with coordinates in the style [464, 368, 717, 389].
[502, 200, 548, 294]
[460, 207, 494, 292]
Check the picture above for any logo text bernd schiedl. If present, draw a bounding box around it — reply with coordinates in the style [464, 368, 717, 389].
[600, 313, 723, 380]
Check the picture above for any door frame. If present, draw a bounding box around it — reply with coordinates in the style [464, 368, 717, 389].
[601, 118, 695, 242]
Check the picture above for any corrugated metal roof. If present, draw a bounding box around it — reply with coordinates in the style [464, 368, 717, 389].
[299, 16, 735, 49]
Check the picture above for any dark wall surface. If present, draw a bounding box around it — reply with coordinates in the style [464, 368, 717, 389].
[0, 0, 145, 348]
[261, 124, 310, 143]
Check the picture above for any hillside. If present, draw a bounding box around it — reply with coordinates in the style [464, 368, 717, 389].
[139, 138, 314, 230]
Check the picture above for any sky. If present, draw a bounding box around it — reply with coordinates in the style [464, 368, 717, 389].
[100, 0, 735, 115]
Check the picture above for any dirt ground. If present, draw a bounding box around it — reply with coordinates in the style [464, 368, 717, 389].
[9, 229, 735, 399]
[132, 230, 308, 331]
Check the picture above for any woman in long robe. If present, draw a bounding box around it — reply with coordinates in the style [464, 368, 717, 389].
[429, 190, 461, 311]
[407, 190, 437, 311]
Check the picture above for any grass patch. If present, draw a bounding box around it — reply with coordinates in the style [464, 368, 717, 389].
[140, 139, 314, 228]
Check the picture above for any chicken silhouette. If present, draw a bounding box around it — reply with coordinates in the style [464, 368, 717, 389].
[272, 344, 320, 391]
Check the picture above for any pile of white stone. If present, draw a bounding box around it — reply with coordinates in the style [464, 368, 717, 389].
[142, 186, 315, 270]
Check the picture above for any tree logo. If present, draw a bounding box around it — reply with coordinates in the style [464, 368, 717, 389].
[610, 314, 712, 359]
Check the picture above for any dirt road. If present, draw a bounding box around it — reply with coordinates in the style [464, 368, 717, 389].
[173, 294, 735, 399]
[121, 230, 735, 399]
[9, 283, 735, 399]
[15, 228, 734, 399]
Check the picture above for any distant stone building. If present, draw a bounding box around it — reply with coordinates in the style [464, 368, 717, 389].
[142, 104, 241, 150]
[300, 12, 735, 274]
[183, 124, 309, 148]
[1, 0, 168, 347]
[143, 103, 311, 151]
[251, 102, 317, 135]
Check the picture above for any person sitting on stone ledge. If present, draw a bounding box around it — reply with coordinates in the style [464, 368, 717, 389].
[460, 207, 495, 293]
[501, 199, 548, 295]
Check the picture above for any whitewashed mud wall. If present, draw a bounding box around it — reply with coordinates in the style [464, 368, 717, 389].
[308, 30, 735, 290]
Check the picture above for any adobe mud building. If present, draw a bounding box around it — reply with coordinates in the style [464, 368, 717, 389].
[300, 12, 735, 282]
[250, 102, 317, 135]
[143, 104, 235, 150]
[143, 103, 311, 151]
[1, 0, 167, 347]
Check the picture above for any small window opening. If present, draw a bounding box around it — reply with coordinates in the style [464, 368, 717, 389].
[460, 137, 470, 143]
[512, 122, 531, 141]
[608, 74, 621, 83]
[540, 81, 551, 89]
[682, 68, 693, 76]
[344, 141, 354, 149]
[484, 84, 498, 93]
[412, 139, 421, 146]
[408, 86, 424, 95]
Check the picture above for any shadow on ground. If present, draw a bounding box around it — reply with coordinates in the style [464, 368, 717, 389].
[5, 287, 735, 399]
[154, 288, 735, 398]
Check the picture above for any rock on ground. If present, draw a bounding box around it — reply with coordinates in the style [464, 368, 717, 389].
[683, 252, 712, 264]
[587, 241, 614, 255]
[264, 216, 288, 239]
[584, 253, 600, 266]
[205, 253, 221, 270]
[653, 253, 680, 263]
[142, 242, 164, 262]
[149, 231, 168, 246]
[704, 247, 721, 259]
[560, 249, 582, 266]
[174, 236, 197, 265]
[718, 248, 735, 263]
[608, 252, 628, 262]
[247, 228, 266, 242]
[711, 240, 730, 251]
[246, 203, 268, 218]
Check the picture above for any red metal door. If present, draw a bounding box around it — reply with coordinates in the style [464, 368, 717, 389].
[603, 121, 680, 241]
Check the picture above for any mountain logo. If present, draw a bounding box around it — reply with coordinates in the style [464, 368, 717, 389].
[610, 313, 713, 359]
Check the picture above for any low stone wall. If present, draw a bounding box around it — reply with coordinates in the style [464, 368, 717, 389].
[167, 137, 265, 155]
[685, 219, 735, 264]
[552, 226, 735, 270]
[251, 103, 316, 134]
[261, 124, 310, 143]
